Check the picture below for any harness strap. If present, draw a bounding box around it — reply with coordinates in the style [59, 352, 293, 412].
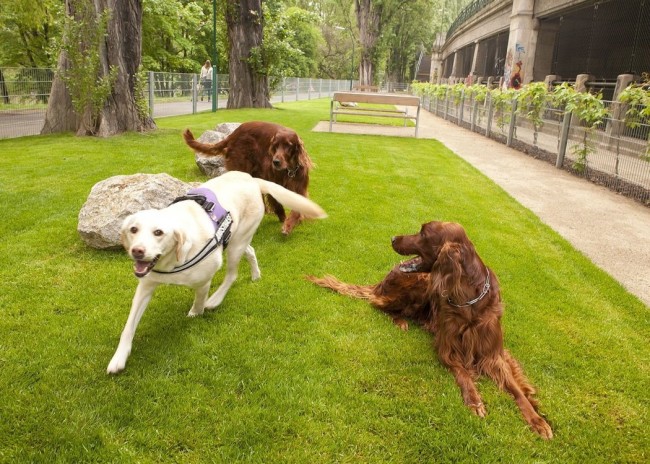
[152, 187, 233, 275]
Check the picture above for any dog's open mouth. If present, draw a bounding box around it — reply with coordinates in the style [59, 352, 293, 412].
[133, 255, 160, 277]
[399, 256, 424, 273]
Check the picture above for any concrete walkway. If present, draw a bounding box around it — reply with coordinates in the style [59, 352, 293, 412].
[314, 110, 650, 307]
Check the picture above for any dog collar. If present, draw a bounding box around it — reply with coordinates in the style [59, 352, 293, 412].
[152, 187, 232, 275]
[447, 267, 491, 307]
[287, 165, 300, 178]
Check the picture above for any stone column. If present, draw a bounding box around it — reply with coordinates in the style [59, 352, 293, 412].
[544, 74, 561, 90]
[470, 40, 481, 79]
[430, 33, 445, 83]
[575, 73, 594, 93]
[503, 0, 538, 89]
[473, 40, 488, 82]
[607, 74, 636, 140]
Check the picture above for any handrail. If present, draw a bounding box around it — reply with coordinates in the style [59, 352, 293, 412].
[446, 0, 498, 41]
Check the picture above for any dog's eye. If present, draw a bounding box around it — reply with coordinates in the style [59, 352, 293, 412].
[130, 226, 138, 234]
[153, 229, 164, 237]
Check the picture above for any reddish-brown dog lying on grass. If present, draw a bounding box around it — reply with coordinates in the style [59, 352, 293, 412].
[183, 121, 313, 235]
[307, 221, 553, 439]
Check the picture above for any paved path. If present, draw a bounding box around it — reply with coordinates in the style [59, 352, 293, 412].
[315, 110, 650, 307]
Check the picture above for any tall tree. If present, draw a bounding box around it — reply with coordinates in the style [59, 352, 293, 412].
[354, 0, 409, 86]
[225, 0, 271, 108]
[0, 0, 62, 67]
[384, 0, 436, 83]
[42, 0, 155, 136]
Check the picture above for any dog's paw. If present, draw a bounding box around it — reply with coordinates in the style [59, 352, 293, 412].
[468, 401, 487, 418]
[530, 417, 553, 440]
[187, 308, 205, 317]
[251, 270, 261, 281]
[392, 317, 409, 331]
[107, 355, 127, 375]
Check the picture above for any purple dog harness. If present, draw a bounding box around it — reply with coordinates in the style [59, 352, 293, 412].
[152, 187, 233, 274]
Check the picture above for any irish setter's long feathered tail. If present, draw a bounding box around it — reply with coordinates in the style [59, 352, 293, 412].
[182, 129, 227, 156]
[306, 275, 377, 300]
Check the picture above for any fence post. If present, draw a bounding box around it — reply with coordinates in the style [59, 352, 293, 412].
[281, 77, 285, 103]
[506, 98, 518, 147]
[192, 74, 197, 114]
[148, 71, 154, 117]
[556, 110, 572, 168]
[444, 88, 450, 120]
[214, 74, 219, 110]
[295, 78, 300, 101]
[459, 90, 465, 123]
[485, 92, 493, 137]
[471, 98, 478, 132]
[308, 78, 312, 100]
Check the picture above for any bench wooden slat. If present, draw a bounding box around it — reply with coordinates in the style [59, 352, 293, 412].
[329, 91, 421, 137]
[333, 111, 416, 119]
[333, 91, 419, 106]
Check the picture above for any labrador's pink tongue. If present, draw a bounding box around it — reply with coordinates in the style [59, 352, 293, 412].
[134, 260, 150, 274]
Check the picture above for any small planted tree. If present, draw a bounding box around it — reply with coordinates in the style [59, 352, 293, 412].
[517, 81, 548, 145]
[490, 87, 519, 135]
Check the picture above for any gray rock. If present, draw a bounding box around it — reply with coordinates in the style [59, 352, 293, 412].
[192, 130, 227, 178]
[215, 122, 241, 134]
[78, 173, 193, 249]
[191, 123, 241, 177]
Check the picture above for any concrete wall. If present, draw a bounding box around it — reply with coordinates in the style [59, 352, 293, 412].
[436, 0, 598, 85]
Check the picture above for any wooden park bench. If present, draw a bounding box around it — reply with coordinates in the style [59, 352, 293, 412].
[329, 91, 421, 137]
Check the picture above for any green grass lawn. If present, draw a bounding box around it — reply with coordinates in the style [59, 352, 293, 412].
[0, 99, 647, 463]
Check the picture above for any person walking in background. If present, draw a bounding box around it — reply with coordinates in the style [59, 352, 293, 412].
[200, 60, 213, 102]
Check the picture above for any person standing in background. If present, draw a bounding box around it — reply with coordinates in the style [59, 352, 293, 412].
[200, 60, 213, 102]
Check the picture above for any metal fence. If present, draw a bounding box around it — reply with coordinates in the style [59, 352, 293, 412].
[1, 68, 384, 139]
[422, 90, 650, 205]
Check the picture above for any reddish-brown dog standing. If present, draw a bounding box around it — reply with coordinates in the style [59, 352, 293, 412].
[183, 121, 313, 235]
[308, 221, 553, 439]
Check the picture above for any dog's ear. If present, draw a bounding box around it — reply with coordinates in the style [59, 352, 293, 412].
[174, 229, 191, 263]
[119, 215, 135, 249]
[434, 242, 466, 303]
[268, 134, 278, 156]
[296, 136, 314, 170]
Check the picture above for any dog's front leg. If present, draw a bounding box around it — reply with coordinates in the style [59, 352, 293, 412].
[107, 280, 158, 374]
[486, 357, 553, 439]
[266, 195, 287, 224]
[449, 365, 487, 417]
[205, 242, 250, 308]
[187, 281, 212, 317]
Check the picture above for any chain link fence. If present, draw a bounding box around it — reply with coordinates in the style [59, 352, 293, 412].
[421, 89, 650, 206]
[2, 69, 415, 139]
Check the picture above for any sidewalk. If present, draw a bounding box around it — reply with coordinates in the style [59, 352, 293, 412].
[314, 110, 650, 307]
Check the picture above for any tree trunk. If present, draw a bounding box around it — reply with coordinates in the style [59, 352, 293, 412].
[355, 0, 382, 87]
[41, 52, 79, 134]
[225, 0, 271, 109]
[42, 0, 155, 136]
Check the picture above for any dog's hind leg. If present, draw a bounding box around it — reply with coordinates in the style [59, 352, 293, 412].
[187, 280, 212, 317]
[205, 241, 250, 309]
[107, 280, 158, 374]
[243, 245, 261, 281]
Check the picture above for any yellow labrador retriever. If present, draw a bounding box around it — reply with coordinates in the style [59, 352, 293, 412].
[107, 170, 326, 374]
